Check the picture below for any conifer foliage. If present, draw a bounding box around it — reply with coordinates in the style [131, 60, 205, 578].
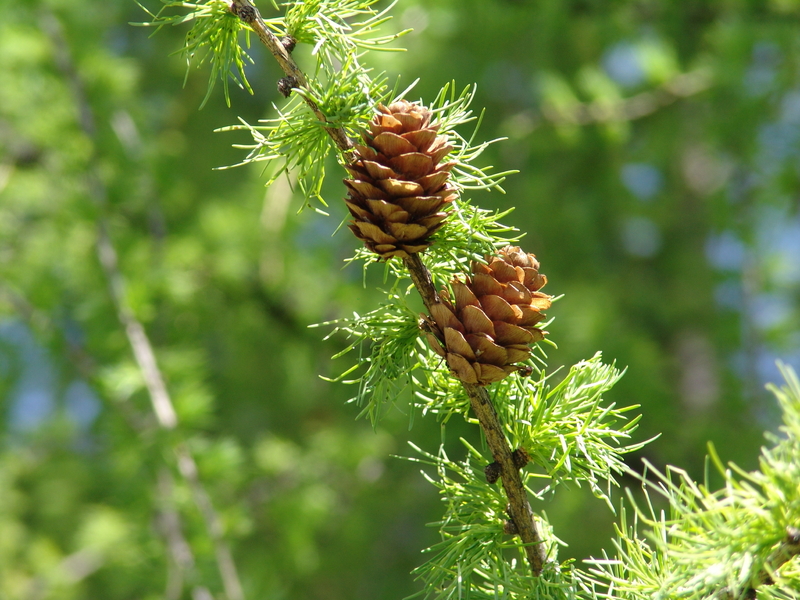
[140, 1, 800, 598]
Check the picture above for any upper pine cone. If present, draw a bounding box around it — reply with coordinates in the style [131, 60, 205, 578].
[344, 101, 457, 259]
[425, 246, 552, 386]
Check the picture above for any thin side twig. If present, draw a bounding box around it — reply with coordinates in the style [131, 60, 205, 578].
[157, 468, 217, 600]
[542, 69, 712, 126]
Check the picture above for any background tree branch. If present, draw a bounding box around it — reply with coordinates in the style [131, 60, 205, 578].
[42, 12, 245, 600]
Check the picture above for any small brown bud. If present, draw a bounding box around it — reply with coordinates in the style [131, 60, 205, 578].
[484, 462, 501, 484]
[281, 35, 297, 53]
[516, 364, 534, 377]
[786, 526, 800, 545]
[512, 447, 530, 470]
[277, 76, 298, 98]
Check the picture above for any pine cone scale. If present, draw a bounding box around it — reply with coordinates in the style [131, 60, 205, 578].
[387, 222, 428, 241]
[447, 353, 479, 384]
[494, 322, 534, 345]
[416, 172, 450, 191]
[346, 180, 386, 199]
[480, 295, 516, 321]
[351, 222, 395, 244]
[531, 296, 552, 310]
[430, 304, 463, 333]
[353, 144, 378, 160]
[502, 283, 531, 305]
[401, 129, 438, 150]
[429, 145, 454, 163]
[387, 153, 434, 179]
[344, 201, 370, 221]
[516, 306, 545, 325]
[452, 281, 480, 310]
[394, 196, 444, 216]
[468, 335, 507, 365]
[392, 111, 428, 130]
[369, 121, 398, 137]
[378, 179, 424, 197]
[506, 347, 532, 363]
[444, 328, 477, 360]
[461, 305, 496, 336]
[363, 161, 395, 179]
[474, 363, 512, 384]
[471, 273, 503, 296]
[371, 132, 417, 157]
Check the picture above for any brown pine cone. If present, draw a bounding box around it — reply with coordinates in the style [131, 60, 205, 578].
[424, 246, 552, 385]
[343, 100, 457, 259]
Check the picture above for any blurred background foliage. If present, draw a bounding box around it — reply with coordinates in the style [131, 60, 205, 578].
[1, 0, 799, 598]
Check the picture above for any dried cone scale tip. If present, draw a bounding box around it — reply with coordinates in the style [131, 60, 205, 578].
[344, 100, 457, 259]
[425, 246, 552, 386]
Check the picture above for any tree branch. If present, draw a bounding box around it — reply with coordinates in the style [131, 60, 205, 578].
[96, 222, 180, 428]
[403, 254, 440, 310]
[157, 468, 217, 600]
[233, 0, 549, 578]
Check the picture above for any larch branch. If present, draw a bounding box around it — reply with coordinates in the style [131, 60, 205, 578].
[233, 0, 548, 577]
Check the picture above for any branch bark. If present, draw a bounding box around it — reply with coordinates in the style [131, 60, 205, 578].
[233, 0, 549, 578]
[403, 254, 440, 310]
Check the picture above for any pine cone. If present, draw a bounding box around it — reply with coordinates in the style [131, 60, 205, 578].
[343, 101, 457, 259]
[424, 246, 552, 386]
